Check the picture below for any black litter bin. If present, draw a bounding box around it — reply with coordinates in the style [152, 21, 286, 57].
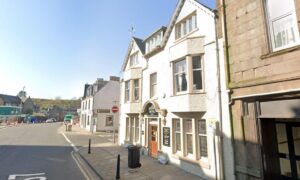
[128, 145, 141, 168]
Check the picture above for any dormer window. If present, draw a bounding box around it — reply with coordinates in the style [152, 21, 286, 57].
[129, 52, 139, 67]
[175, 12, 197, 39]
[145, 31, 164, 54]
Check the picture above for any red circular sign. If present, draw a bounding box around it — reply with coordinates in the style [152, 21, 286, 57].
[112, 106, 119, 113]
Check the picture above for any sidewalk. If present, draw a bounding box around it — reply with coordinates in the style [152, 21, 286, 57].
[62, 124, 202, 180]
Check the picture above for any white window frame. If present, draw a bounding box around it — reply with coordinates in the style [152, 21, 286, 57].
[129, 52, 139, 67]
[192, 55, 203, 91]
[175, 12, 197, 40]
[265, 0, 300, 51]
[133, 79, 140, 101]
[172, 118, 208, 162]
[174, 59, 188, 94]
[124, 81, 130, 102]
[150, 73, 157, 98]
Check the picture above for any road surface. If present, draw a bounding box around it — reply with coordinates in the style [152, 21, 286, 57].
[0, 123, 86, 180]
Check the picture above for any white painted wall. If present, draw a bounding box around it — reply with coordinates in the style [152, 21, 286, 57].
[93, 80, 120, 132]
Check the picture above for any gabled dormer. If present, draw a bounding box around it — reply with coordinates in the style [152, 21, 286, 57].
[144, 26, 167, 57]
[122, 37, 145, 72]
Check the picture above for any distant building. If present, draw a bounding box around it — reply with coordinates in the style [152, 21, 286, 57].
[80, 76, 120, 132]
[0, 94, 22, 121]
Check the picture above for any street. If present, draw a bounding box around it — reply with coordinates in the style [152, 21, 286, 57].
[0, 123, 86, 180]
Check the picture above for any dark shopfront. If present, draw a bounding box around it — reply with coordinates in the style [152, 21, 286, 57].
[233, 96, 300, 180]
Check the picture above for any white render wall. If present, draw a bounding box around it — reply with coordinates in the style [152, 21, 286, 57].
[119, 0, 233, 179]
[93, 80, 120, 131]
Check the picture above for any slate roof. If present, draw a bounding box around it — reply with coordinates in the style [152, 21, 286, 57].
[133, 37, 145, 54]
[0, 94, 21, 105]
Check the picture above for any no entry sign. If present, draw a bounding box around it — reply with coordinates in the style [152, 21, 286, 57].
[111, 106, 119, 113]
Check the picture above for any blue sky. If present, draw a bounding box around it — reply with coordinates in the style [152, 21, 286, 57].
[0, 0, 215, 99]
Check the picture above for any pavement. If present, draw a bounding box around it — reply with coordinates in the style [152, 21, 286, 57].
[62, 124, 202, 180]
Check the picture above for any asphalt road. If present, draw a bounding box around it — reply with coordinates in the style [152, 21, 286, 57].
[0, 123, 86, 180]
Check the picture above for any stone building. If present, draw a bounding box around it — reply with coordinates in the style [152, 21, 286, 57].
[218, 0, 300, 179]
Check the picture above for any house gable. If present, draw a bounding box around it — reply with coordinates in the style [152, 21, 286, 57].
[121, 37, 145, 72]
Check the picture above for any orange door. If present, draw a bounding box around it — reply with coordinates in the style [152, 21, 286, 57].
[150, 125, 158, 157]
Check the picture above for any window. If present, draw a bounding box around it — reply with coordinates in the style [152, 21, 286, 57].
[266, 0, 300, 51]
[125, 81, 130, 102]
[129, 52, 139, 67]
[198, 120, 208, 158]
[133, 79, 139, 101]
[174, 119, 181, 152]
[87, 116, 90, 125]
[126, 117, 130, 140]
[192, 56, 203, 90]
[145, 31, 163, 54]
[173, 118, 208, 161]
[125, 116, 139, 143]
[175, 13, 197, 39]
[174, 60, 187, 93]
[150, 73, 157, 98]
[105, 115, 113, 126]
[184, 119, 193, 155]
[135, 118, 139, 142]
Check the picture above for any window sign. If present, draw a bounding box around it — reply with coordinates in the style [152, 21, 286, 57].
[163, 127, 170, 146]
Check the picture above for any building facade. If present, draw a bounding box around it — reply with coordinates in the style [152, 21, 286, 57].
[218, 0, 300, 179]
[80, 76, 120, 132]
[119, 0, 234, 179]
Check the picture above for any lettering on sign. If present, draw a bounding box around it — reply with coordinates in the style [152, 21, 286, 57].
[163, 127, 170, 147]
[97, 109, 110, 113]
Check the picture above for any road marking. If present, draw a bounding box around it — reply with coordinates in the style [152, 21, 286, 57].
[8, 173, 46, 180]
[71, 151, 91, 180]
[61, 133, 78, 152]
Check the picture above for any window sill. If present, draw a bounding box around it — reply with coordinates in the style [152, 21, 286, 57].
[260, 44, 300, 59]
[171, 154, 210, 169]
[171, 91, 206, 97]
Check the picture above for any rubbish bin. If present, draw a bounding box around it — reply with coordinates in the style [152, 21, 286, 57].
[128, 145, 141, 168]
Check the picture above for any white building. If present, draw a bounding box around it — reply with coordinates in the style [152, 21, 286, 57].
[80, 76, 120, 132]
[119, 0, 234, 179]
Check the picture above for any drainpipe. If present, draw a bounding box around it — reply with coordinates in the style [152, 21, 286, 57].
[221, 0, 236, 178]
[213, 9, 224, 180]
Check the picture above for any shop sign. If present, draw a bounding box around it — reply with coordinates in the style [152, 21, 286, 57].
[163, 127, 170, 147]
[97, 109, 110, 113]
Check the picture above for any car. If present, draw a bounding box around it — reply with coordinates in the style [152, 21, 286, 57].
[45, 118, 55, 123]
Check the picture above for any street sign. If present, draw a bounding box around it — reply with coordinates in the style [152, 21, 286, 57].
[111, 106, 119, 113]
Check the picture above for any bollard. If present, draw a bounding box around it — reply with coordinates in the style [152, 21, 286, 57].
[88, 138, 91, 154]
[116, 154, 120, 179]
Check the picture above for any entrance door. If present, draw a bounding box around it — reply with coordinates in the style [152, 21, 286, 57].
[275, 122, 300, 180]
[150, 125, 158, 158]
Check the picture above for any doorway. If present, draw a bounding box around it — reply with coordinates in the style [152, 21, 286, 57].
[149, 125, 158, 158]
[261, 119, 300, 180]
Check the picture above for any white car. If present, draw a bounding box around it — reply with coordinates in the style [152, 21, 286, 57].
[45, 118, 55, 123]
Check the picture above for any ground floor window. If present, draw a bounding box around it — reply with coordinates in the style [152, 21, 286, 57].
[173, 118, 208, 160]
[105, 115, 113, 126]
[125, 116, 140, 144]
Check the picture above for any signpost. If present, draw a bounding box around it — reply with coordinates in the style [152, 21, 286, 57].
[111, 106, 119, 143]
[111, 106, 119, 113]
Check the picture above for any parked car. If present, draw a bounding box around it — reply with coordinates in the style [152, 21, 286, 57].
[45, 118, 55, 123]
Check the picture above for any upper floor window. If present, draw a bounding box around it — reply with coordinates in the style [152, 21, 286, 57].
[133, 79, 139, 101]
[175, 13, 197, 39]
[266, 0, 300, 51]
[129, 52, 139, 67]
[150, 73, 157, 98]
[145, 31, 164, 54]
[192, 56, 203, 90]
[173, 55, 203, 95]
[125, 81, 130, 102]
[174, 59, 187, 93]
